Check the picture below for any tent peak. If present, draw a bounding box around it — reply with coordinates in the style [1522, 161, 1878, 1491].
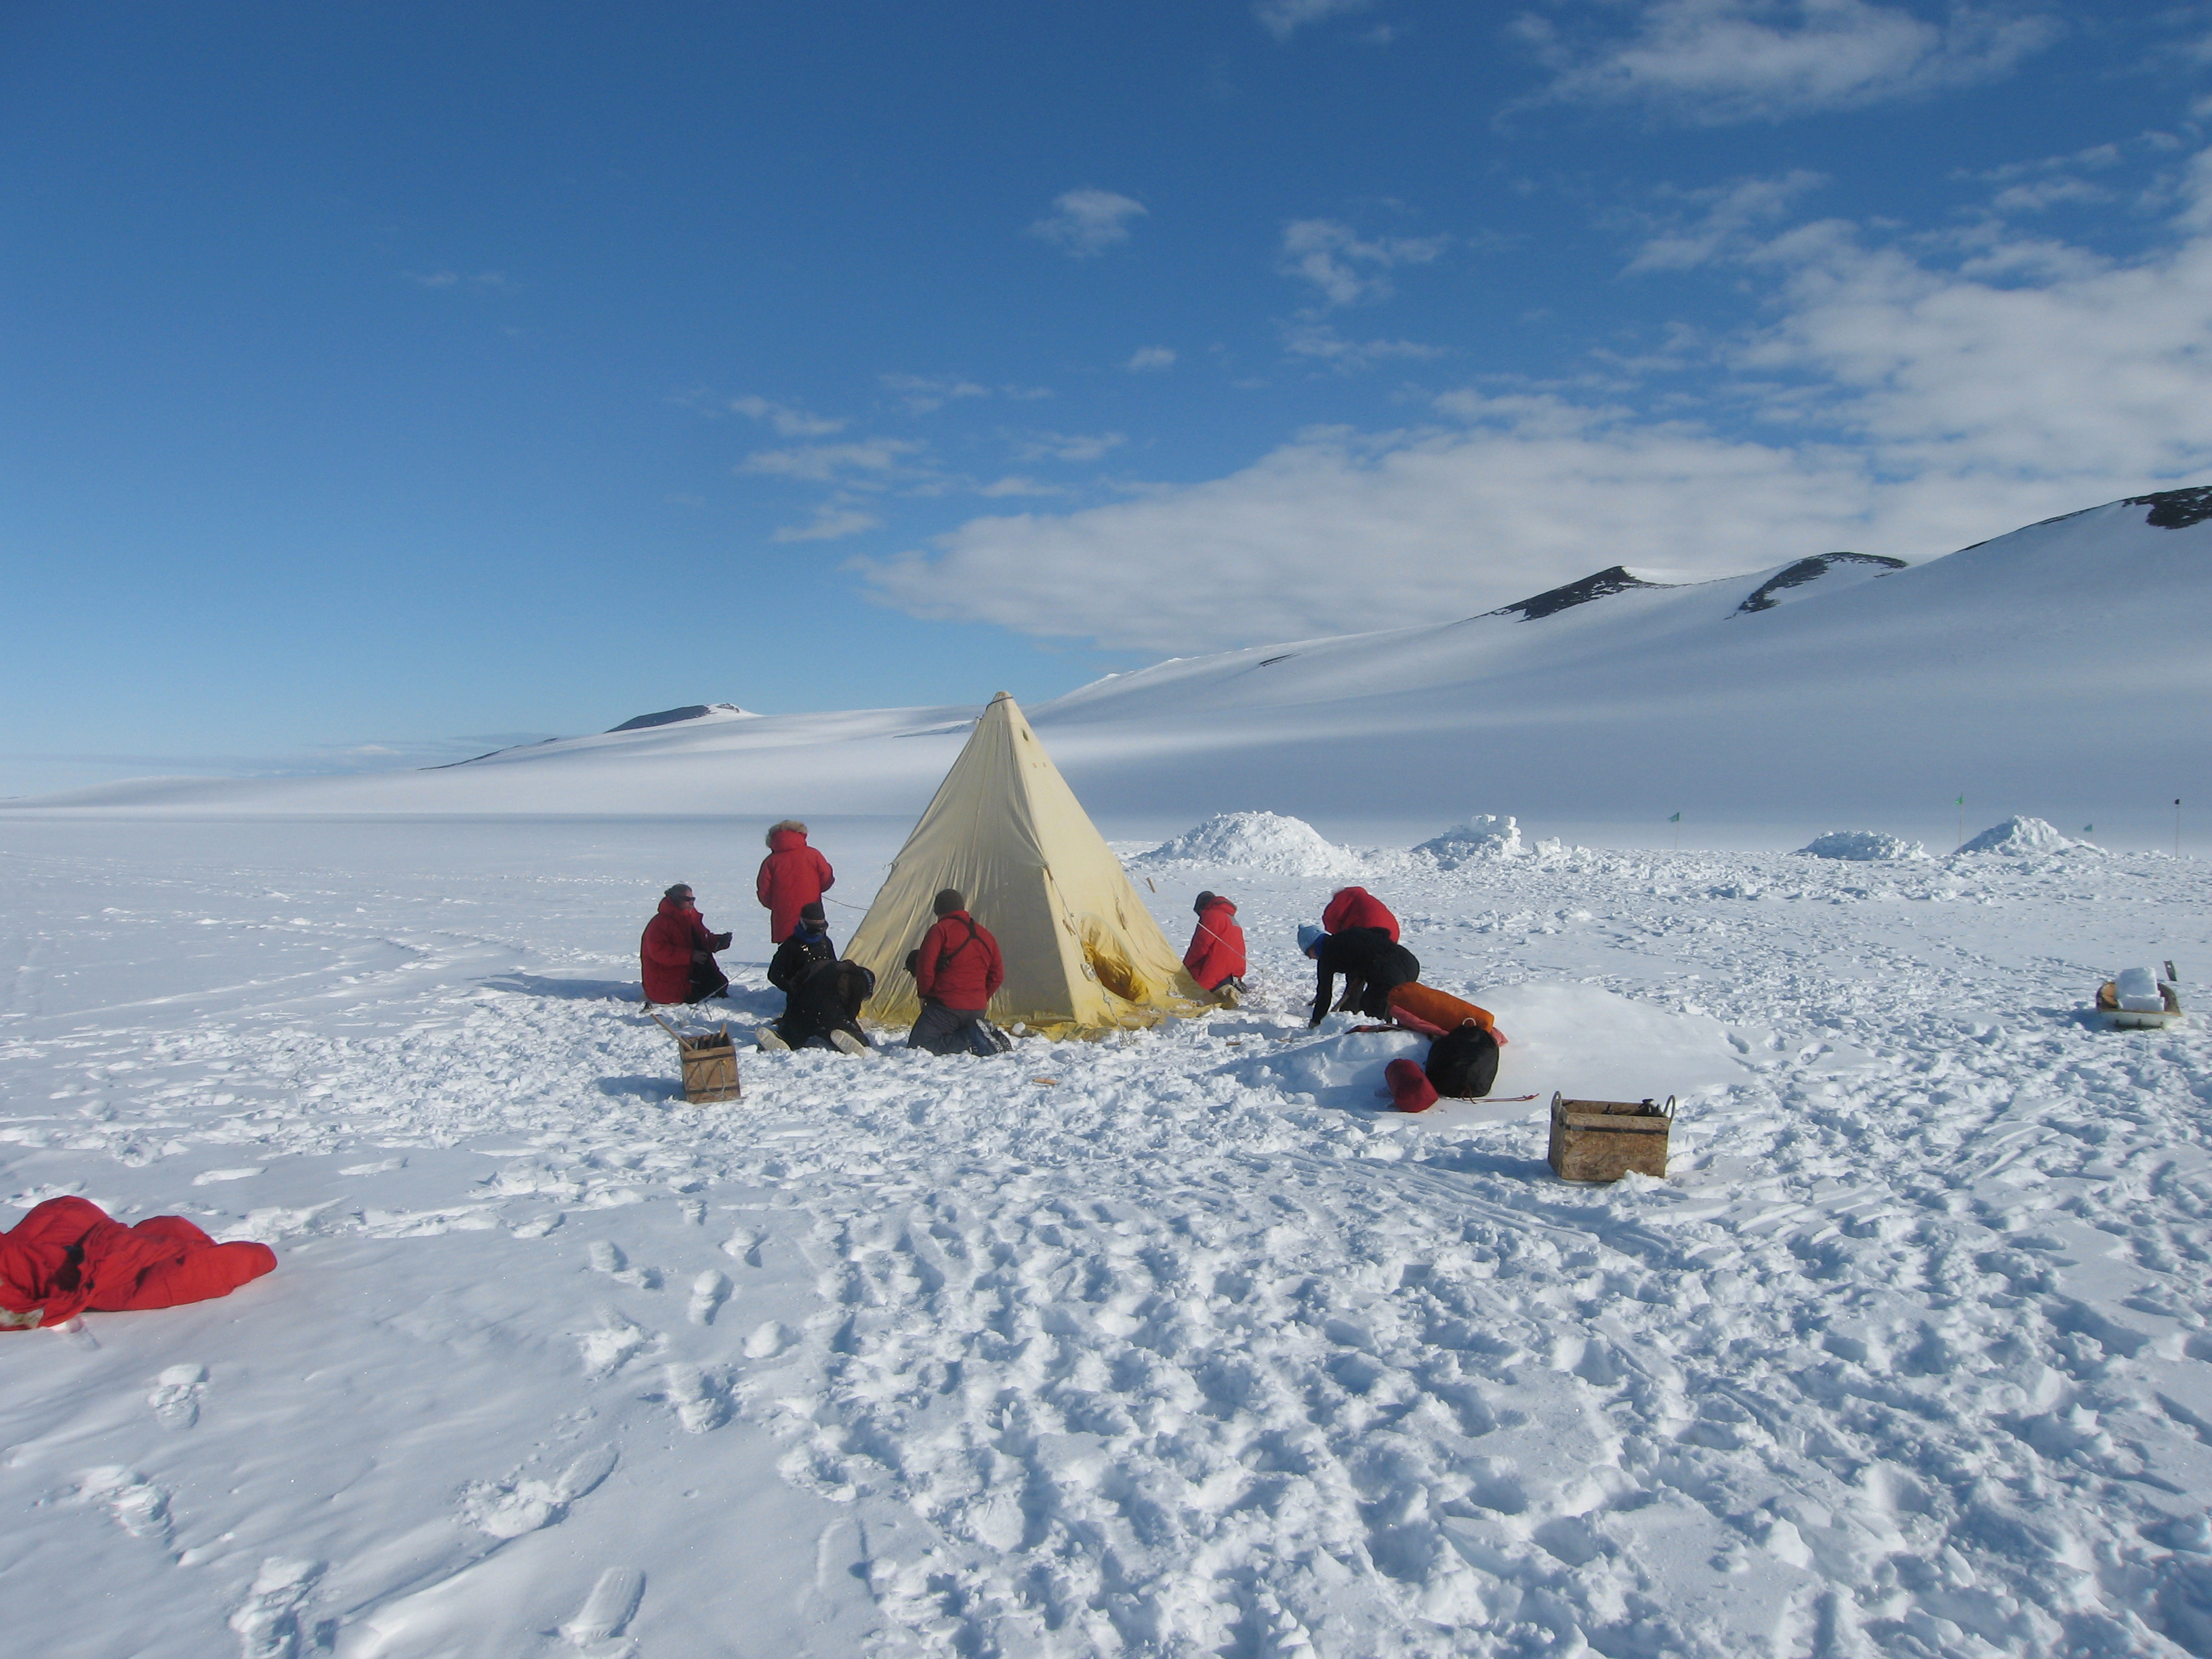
[989, 691, 1016, 704]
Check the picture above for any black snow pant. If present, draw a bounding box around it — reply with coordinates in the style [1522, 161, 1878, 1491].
[686, 959, 731, 1003]
[908, 1002, 1006, 1057]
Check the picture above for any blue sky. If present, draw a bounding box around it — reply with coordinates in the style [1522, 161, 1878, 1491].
[4, 1, 2210, 796]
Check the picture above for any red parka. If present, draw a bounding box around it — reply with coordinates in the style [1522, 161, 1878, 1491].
[913, 911, 1004, 1012]
[1183, 897, 1247, 991]
[1, 1197, 275, 1330]
[641, 897, 717, 1004]
[1322, 886, 1399, 942]
[756, 824, 835, 943]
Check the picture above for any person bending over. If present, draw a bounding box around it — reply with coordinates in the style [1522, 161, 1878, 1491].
[1299, 922, 1419, 1027]
[908, 889, 1008, 1057]
[1322, 885, 1399, 942]
[762, 959, 876, 1055]
[641, 883, 731, 1006]
[1183, 891, 1248, 1004]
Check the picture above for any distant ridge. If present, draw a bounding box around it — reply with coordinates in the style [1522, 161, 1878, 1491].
[1736, 552, 1904, 615]
[608, 702, 747, 733]
[1482, 565, 1681, 622]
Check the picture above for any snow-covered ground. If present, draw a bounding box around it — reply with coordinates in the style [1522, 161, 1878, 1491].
[6, 813, 2212, 1657]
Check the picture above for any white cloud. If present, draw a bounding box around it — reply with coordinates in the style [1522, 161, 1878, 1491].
[772, 507, 882, 543]
[1627, 169, 1828, 271]
[859, 150, 2212, 655]
[403, 270, 510, 290]
[1126, 346, 1178, 371]
[1515, 0, 2062, 127]
[978, 476, 1065, 498]
[1279, 219, 1447, 306]
[1028, 189, 1149, 258]
[1282, 320, 1443, 371]
[882, 373, 990, 414]
[1015, 430, 1127, 464]
[1254, 0, 1378, 41]
[737, 438, 924, 484]
[730, 394, 845, 436]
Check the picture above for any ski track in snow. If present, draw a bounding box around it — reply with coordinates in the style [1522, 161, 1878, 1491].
[2, 821, 2211, 1655]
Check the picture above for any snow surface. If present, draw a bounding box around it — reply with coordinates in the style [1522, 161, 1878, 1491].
[6, 814, 2212, 1656]
[1797, 832, 1931, 863]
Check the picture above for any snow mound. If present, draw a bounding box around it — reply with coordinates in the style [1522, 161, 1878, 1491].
[1135, 811, 1364, 876]
[1797, 830, 1929, 862]
[1414, 814, 1524, 867]
[1957, 815, 2095, 857]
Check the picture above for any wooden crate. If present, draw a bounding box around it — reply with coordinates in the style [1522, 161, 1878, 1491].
[653, 1014, 741, 1104]
[1547, 1093, 1674, 1183]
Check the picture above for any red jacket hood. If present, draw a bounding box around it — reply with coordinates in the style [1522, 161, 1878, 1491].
[768, 827, 808, 853]
[657, 896, 689, 918]
[1197, 897, 1237, 916]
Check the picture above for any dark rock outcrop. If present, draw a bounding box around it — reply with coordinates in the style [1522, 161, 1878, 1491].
[1735, 551, 1906, 614]
[1481, 566, 1680, 622]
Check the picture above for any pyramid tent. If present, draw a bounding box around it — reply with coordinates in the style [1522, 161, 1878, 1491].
[847, 693, 1205, 1036]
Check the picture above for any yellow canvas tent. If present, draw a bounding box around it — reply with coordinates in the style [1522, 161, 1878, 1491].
[848, 692, 1206, 1036]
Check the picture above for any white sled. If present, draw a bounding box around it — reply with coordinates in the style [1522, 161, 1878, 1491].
[2097, 969, 2185, 1029]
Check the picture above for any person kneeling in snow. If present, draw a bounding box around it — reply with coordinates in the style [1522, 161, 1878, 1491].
[1300, 923, 1420, 1027]
[2, 1197, 276, 1330]
[763, 960, 876, 1055]
[1183, 892, 1248, 1004]
[768, 903, 836, 1000]
[641, 883, 732, 1005]
[908, 889, 1010, 1057]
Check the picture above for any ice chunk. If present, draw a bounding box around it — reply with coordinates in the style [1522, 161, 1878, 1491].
[2116, 966, 2165, 1012]
[1134, 811, 1363, 876]
[1797, 830, 1927, 861]
[1414, 815, 1525, 868]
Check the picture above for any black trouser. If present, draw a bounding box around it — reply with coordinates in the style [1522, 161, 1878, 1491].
[909, 1002, 1002, 1057]
[687, 959, 730, 1002]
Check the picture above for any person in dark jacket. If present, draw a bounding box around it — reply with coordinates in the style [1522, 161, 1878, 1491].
[908, 889, 1009, 1057]
[640, 884, 731, 1005]
[768, 902, 836, 998]
[764, 960, 876, 1054]
[1183, 892, 1248, 1002]
[1322, 886, 1399, 942]
[1299, 922, 1419, 1027]
[756, 820, 835, 943]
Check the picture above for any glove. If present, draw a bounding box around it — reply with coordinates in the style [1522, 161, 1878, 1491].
[692, 949, 712, 964]
[710, 932, 732, 950]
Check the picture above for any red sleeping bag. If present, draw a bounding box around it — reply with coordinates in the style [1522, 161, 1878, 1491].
[0, 1197, 276, 1330]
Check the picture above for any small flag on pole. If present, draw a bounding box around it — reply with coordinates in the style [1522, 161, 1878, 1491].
[1668, 813, 1681, 823]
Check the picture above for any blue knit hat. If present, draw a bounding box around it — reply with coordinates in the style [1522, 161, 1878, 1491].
[1296, 924, 1324, 954]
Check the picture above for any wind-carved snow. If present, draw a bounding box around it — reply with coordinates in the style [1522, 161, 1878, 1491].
[1957, 815, 2098, 857]
[1797, 830, 1929, 861]
[1136, 811, 1364, 877]
[1414, 814, 1525, 867]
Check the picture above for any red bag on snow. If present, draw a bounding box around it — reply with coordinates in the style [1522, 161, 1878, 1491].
[0, 1197, 276, 1330]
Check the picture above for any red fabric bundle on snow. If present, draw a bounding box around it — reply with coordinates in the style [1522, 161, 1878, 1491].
[0, 1197, 276, 1330]
[1385, 1057, 1439, 1113]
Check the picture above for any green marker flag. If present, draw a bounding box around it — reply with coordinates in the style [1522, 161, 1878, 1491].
[1668, 813, 1681, 823]
[1955, 795, 1964, 806]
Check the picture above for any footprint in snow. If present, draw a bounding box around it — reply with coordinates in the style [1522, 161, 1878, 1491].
[76, 1465, 173, 1544]
[228, 1557, 323, 1659]
[462, 1445, 619, 1540]
[148, 1363, 209, 1430]
[687, 1270, 730, 1326]
[743, 1319, 791, 1359]
[678, 1197, 706, 1225]
[586, 1240, 661, 1290]
[661, 1363, 730, 1433]
[721, 1227, 762, 1267]
[510, 1212, 563, 1240]
[558, 1567, 644, 1649]
[579, 1309, 656, 1378]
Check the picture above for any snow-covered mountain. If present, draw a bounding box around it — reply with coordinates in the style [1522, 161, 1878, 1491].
[11, 489, 2209, 842]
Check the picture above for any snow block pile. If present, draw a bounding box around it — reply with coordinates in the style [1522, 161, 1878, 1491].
[1136, 811, 1364, 876]
[1957, 815, 2097, 857]
[1796, 830, 1929, 861]
[1414, 814, 1525, 868]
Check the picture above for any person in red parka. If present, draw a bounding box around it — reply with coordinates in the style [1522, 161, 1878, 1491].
[1, 1196, 276, 1330]
[757, 820, 835, 943]
[908, 888, 1008, 1056]
[1322, 886, 1399, 942]
[640, 883, 732, 1005]
[1183, 891, 1248, 1002]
